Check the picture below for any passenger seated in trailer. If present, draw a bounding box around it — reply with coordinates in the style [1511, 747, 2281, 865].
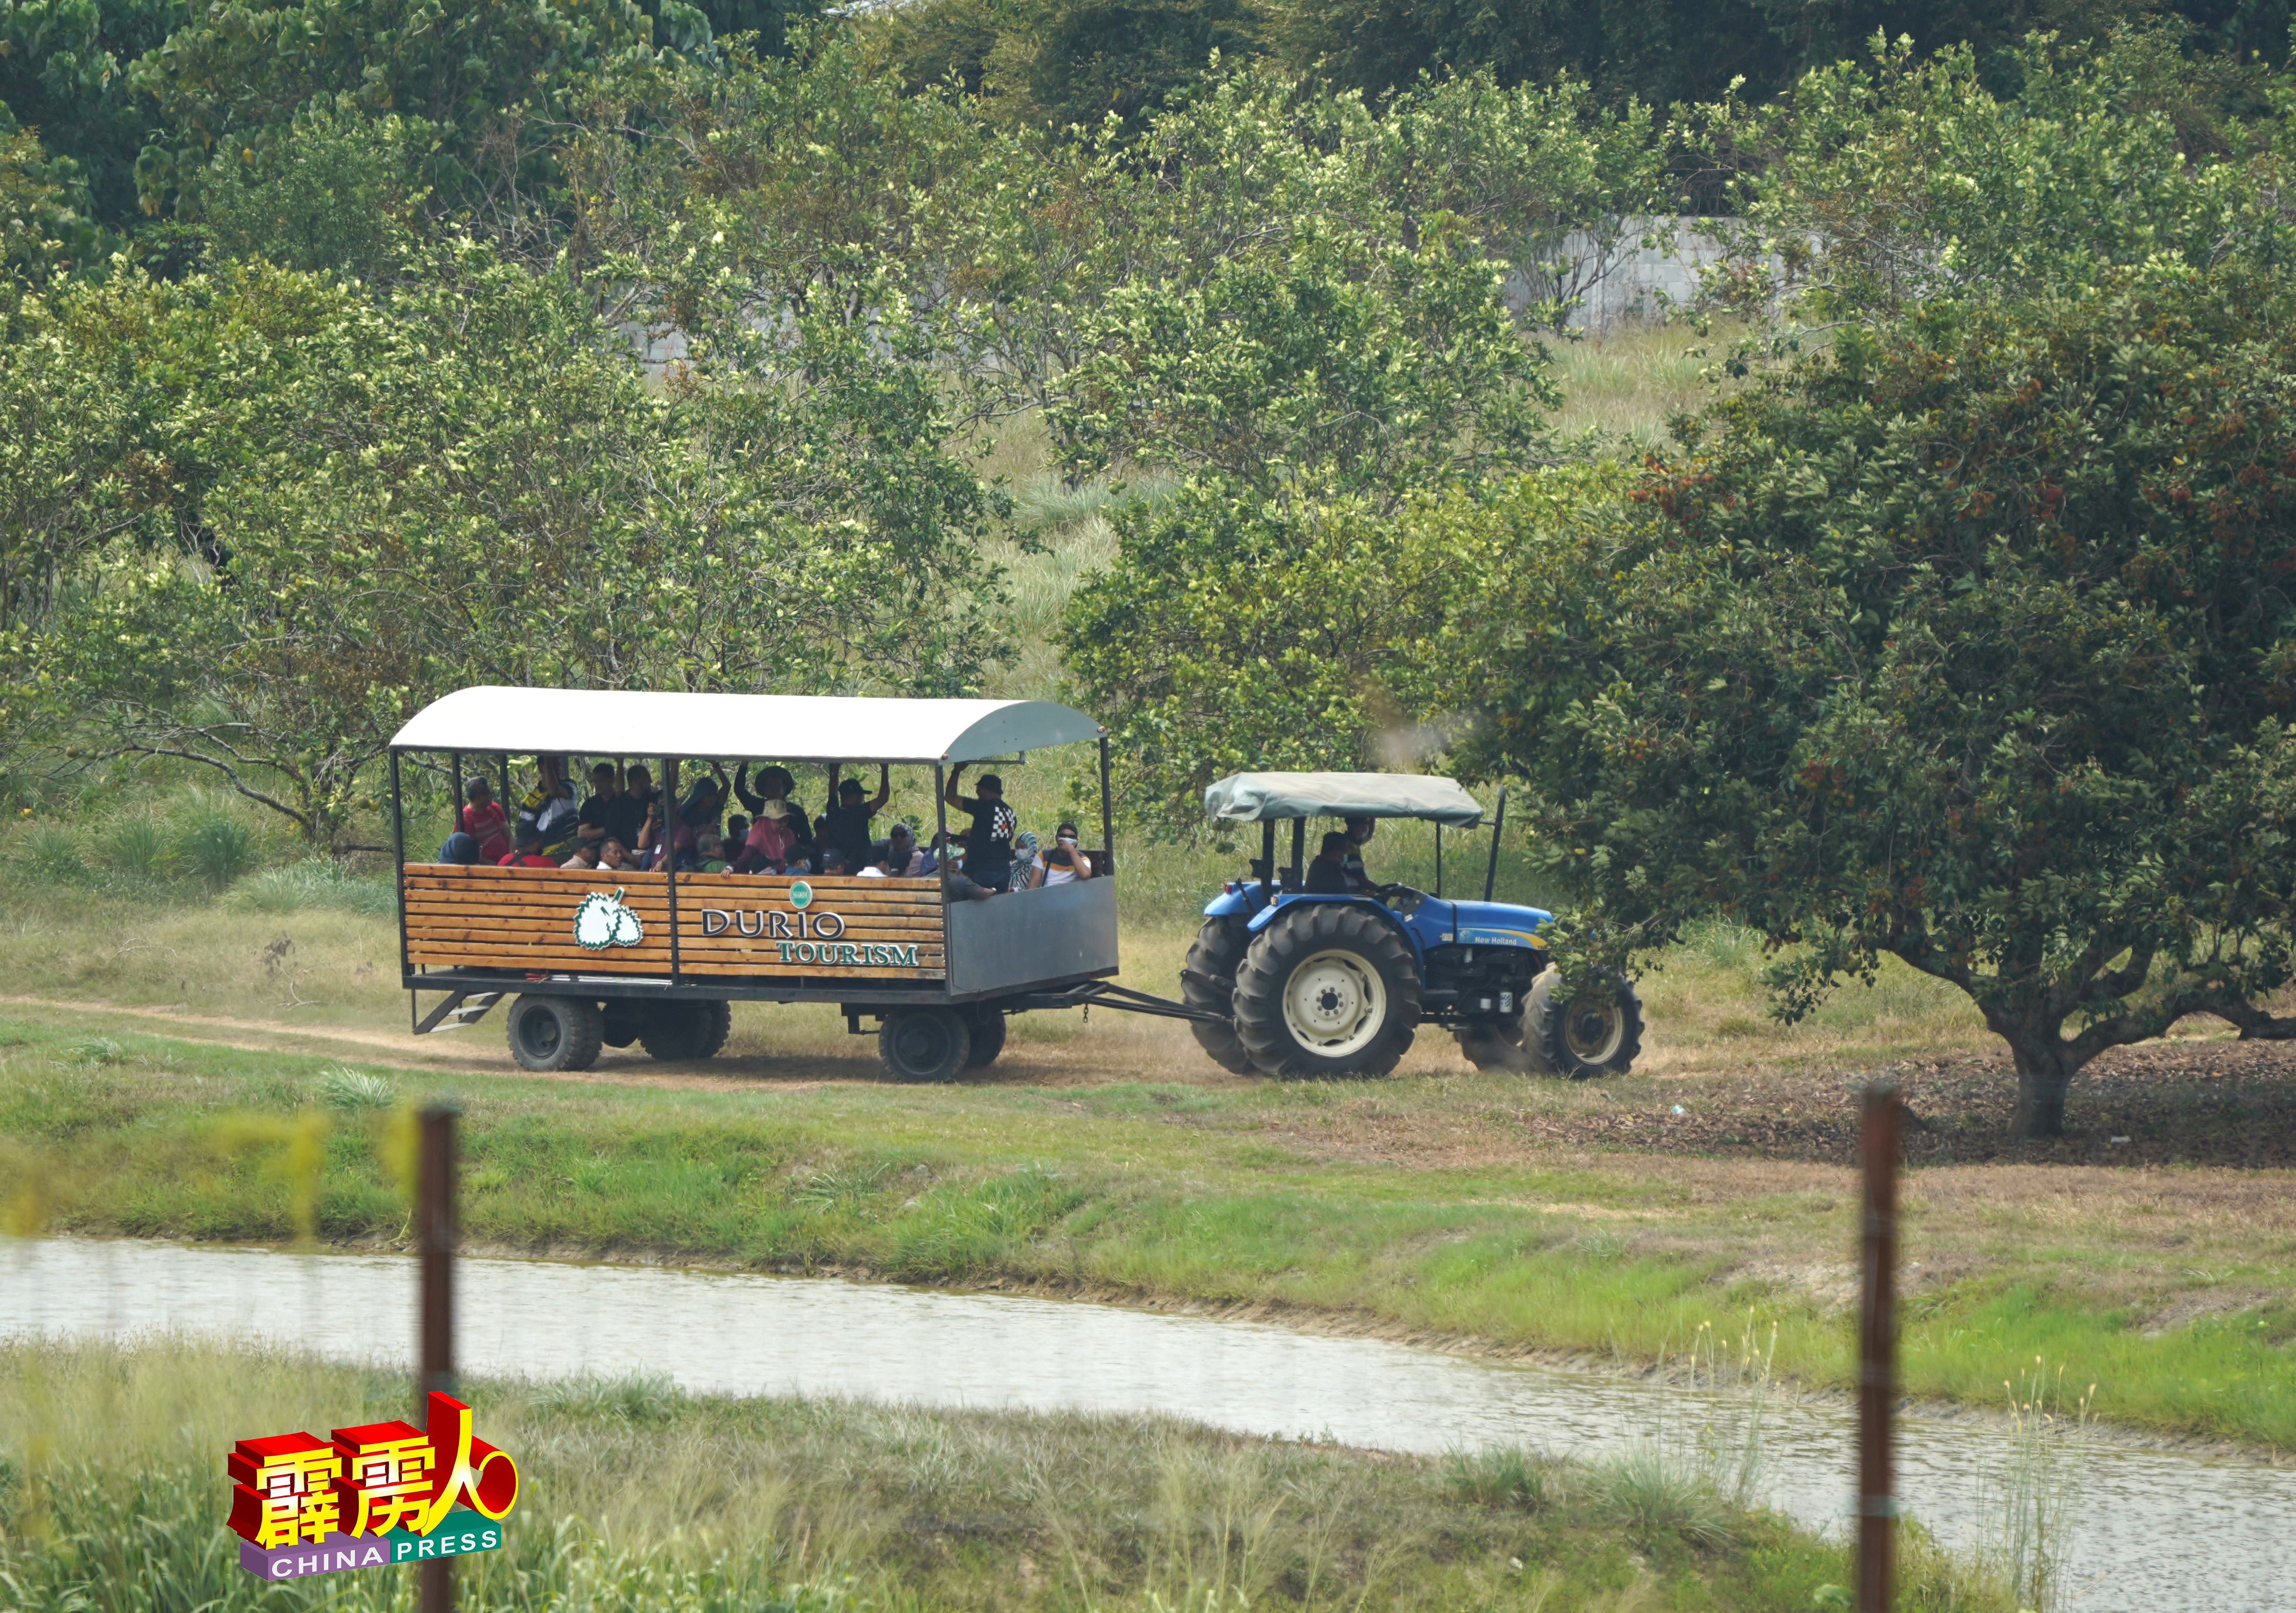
[1009, 831, 1041, 891]
[576, 762, 645, 854]
[1031, 822, 1094, 886]
[499, 827, 557, 867]
[728, 799, 797, 873]
[692, 830, 732, 873]
[623, 764, 660, 826]
[817, 845, 850, 876]
[679, 767, 730, 835]
[819, 764, 890, 872]
[638, 793, 695, 871]
[458, 776, 510, 864]
[863, 822, 932, 877]
[734, 765, 814, 846]
[437, 831, 482, 864]
[564, 835, 641, 872]
[1304, 830, 1353, 895]
[516, 755, 579, 859]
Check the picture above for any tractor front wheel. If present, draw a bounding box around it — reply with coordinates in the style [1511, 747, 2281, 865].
[1525, 968, 1644, 1079]
[1231, 905, 1419, 1078]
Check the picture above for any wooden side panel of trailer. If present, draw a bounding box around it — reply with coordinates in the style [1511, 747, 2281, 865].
[401, 865, 944, 979]
[676, 874, 944, 978]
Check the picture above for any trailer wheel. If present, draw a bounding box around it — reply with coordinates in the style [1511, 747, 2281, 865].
[1526, 968, 1644, 1079]
[639, 1000, 733, 1062]
[506, 994, 604, 1073]
[1231, 904, 1419, 1078]
[1181, 918, 1256, 1074]
[962, 1008, 1008, 1069]
[879, 1007, 972, 1083]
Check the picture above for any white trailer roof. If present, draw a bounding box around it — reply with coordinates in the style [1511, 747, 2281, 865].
[390, 687, 1104, 765]
[1204, 772, 1486, 827]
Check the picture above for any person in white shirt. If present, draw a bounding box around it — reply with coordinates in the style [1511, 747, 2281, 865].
[1031, 822, 1094, 888]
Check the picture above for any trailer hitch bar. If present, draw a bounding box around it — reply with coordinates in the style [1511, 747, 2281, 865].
[1005, 979, 1230, 1025]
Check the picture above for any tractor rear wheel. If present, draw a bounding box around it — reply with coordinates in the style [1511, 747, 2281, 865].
[639, 999, 733, 1061]
[1181, 918, 1256, 1074]
[1231, 904, 1419, 1078]
[1525, 968, 1644, 1078]
[879, 1007, 972, 1083]
[506, 994, 604, 1073]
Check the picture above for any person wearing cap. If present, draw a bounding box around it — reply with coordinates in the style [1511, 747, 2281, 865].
[457, 775, 510, 864]
[820, 764, 890, 873]
[943, 764, 1018, 892]
[1033, 822, 1094, 887]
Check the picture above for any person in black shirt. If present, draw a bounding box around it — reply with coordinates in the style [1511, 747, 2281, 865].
[1304, 830, 1354, 894]
[943, 764, 1018, 891]
[819, 764, 890, 872]
[734, 764, 814, 845]
[577, 762, 646, 851]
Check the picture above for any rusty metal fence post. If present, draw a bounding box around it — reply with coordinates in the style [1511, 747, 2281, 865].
[418, 1104, 459, 1613]
[1858, 1083, 1902, 1613]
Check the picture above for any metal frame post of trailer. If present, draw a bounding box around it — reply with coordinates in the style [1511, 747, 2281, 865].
[386, 687, 1153, 1081]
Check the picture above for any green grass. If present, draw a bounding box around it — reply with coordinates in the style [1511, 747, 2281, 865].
[1, 1013, 2290, 1451]
[0, 1338, 2009, 1612]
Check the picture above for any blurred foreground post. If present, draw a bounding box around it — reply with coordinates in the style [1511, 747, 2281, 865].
[1857, 1083, 1902, 1613]
[418, 1105, 459, 1613]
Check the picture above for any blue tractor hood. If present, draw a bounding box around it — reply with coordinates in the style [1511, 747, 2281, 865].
[1443, 899, 1554, 950]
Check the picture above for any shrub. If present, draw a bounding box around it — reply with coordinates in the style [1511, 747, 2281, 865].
[21, 824, 89, 884]
[177, 816, 255, 892]
[1444, 1445, 1554, 1511]
[98, 818, 173, 881]
[315, 1065, 396, 1110]
[1592, 1446, 1736, 1548]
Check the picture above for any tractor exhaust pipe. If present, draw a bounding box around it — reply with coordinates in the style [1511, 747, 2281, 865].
[1482, 787, 1507, 903]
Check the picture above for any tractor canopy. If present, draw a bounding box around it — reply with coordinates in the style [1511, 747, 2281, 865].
[1204, 772, 1484, 827]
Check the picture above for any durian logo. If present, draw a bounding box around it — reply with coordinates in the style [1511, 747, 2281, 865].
[572, 888, 644, 950]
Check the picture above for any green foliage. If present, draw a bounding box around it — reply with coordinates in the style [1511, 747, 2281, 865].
[193, 101, 422, 278]
[1693, 30, 2296, 326]
[0, 0, 186, 228]
[124, 0, 673, 227]
[1065, 471, 1610, 824]
[1469, 266, 2296, 1135]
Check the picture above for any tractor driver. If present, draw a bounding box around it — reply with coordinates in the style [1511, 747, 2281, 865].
[1304, 831, 1354, 895]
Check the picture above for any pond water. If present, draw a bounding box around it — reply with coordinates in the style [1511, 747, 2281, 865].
[7, 1237, 2291, 1611]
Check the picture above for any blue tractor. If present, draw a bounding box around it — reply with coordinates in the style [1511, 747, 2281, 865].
[1180, 772, 1644, 1080]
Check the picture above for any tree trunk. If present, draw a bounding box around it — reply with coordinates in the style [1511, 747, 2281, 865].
[2007, 1033, 2078, 1138]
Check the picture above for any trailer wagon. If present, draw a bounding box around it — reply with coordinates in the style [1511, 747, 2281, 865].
[388, 687, 1168, 1081]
